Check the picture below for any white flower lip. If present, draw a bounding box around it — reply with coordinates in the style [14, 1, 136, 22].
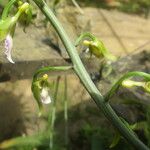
[4, 34, 15, 64]
[40, 88, 51, 104]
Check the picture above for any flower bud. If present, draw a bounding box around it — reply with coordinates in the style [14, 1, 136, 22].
[122, 80, 145, 88]
[83, 40, 91, 46]
[122, 79, 150, 95]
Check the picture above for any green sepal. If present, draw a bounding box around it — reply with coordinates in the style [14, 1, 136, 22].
[109, 131, 120, 148]
[31, 80, 43, 116]
[0, 17, 13, 41]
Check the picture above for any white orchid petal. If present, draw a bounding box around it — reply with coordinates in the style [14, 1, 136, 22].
[4, 34, 15, 64]
[85, 48, 89, 53]
[40, 88, 51, 104]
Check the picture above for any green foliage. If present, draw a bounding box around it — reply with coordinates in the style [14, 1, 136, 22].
[77, 123, 113, 149]
[0, 0, 8, 7]
[76, 123, 134, 150]
[118, 0, 150, 17]
[0, 133, 48, 149]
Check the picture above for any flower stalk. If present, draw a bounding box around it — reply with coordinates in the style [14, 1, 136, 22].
[48, 76, 60, 149]
[105, 71, 150, 102]
[64, 75, 69, 147]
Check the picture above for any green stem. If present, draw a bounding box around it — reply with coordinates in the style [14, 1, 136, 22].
[49, 76, 60, 149]
[1, 0, 18, 19]
[105, 71, 150, 102]
[33, 66, 72, 81]
[64, 75, 68, 148]
[32, 0, 149, 149]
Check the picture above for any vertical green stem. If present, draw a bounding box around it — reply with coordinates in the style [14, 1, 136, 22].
[64, 75, 68, 148]
[33, 0, 149, 149]
[49, 76, 60, 149]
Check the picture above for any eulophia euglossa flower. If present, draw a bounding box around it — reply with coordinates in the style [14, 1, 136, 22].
[0, 2, 30, 63]
[83, 39, 116, 61]
[32, 74, 51, 116]
[75, 32, 116, 61]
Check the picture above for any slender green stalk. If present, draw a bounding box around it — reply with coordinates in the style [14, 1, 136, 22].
[64, 75, 68, 148]
[1, 0, 18, 19]
[48, 76, 60, 149]
[105, 71, 150, 102]
[32, 0, 149, 149]
[71, 0, 84, 14]
[33, 66, 72, 81]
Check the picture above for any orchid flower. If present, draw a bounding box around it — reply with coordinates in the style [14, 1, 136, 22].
[75, 32, 117, 61]
[32, 74, 52, 116]
[0, 2, 30, 63]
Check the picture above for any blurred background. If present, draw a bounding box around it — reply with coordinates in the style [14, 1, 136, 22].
[0, 0, 150, 149]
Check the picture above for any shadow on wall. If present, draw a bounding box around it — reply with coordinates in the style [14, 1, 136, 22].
[0, 91, 27, 142]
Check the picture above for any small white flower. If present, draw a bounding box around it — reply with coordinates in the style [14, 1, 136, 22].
[40, 88, 51, 104]
[4, 34, 15, 64]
